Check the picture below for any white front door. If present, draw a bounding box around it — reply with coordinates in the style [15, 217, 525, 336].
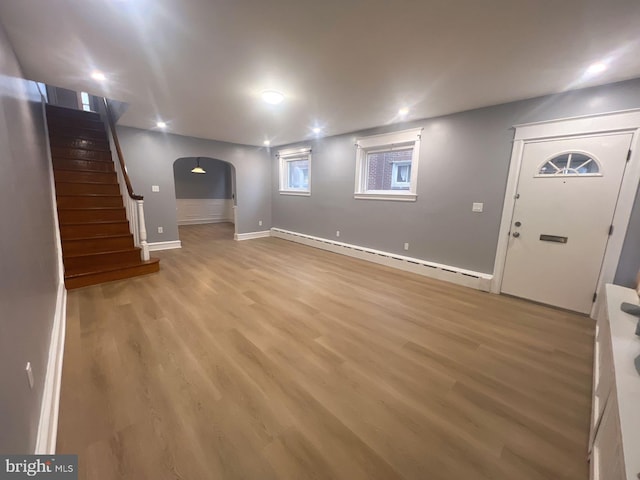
[501, 133, 632, 313]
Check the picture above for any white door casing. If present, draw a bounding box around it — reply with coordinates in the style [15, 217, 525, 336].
[492, 109, 640, 318]
[501, 134, 632, 313]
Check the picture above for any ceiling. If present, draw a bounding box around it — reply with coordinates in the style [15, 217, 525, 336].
[1, 0, 640, 147]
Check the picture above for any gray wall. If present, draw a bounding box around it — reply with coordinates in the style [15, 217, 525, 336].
[173, 157, 232, 199]
[616, 186, 640, 287]
[0, 24, 59, 452]
[45, 85, 78, 109]
[116, 126, 271, 243]
[272, 78, 640, 283]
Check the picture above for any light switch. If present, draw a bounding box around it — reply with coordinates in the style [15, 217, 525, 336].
[152, 185, 160, 192]
[472, 202, 484, 213]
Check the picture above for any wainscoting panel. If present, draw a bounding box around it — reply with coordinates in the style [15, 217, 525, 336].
[176, 199, 234, 225]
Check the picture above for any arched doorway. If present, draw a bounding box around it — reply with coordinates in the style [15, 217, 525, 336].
[172, 157, 237, 243]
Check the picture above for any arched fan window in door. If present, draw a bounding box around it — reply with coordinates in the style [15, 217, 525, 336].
[537, 152, 602, 177]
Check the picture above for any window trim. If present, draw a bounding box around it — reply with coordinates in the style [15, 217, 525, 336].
[354, 128, 422, 201]
[278, 147, 312, 196]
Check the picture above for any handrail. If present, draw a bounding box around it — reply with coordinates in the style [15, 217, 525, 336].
[102, 98, 143, 200]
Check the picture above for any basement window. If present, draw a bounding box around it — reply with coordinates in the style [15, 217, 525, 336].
[278, 147, 311, 196]
[354, 128, 422, 201]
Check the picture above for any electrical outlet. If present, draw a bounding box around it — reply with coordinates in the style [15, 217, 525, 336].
[472, 202, 484, 213]
[25, 362, 34, 389]
[336, 230, 340, 237]
[158, 226, 163, 234]
[404, 242, 409, 251]
[151, 185, 160, 192]
[259, 220, 263, 226]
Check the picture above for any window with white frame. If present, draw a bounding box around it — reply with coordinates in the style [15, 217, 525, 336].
[354, 128, 422, 201]
[278, 147, 312, 195]
[80, 92, 92, 112]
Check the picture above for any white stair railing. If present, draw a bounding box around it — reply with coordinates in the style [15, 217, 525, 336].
[99, 98, 150, 261]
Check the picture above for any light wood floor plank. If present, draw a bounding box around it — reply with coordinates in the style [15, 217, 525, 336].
[57, 223, 594, 479]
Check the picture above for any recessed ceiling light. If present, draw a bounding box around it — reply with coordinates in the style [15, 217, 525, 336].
[156, 121, 167, 128]
[91, 70, 106, 81]
[312, 127, 322, 134]
[263, 140, 271, 146]
[586, 62, 607, 76]
[398, 107, 410, 116]
[261, 90, 285, 105]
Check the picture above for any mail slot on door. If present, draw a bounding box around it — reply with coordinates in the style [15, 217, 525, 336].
[539, 234, 568, 244]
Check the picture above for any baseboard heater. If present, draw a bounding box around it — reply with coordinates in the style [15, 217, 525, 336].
[270, 228, 492, 292]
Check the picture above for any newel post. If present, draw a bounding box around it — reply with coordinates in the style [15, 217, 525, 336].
[136, 199, 150, 261]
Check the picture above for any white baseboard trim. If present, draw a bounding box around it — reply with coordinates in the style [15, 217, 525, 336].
[234, 230, 271, 241]
[148, 240, 182, 251]
[177, 218, 233, 226]
[271, 228, 493, 292]
[35, 281, 67, 454]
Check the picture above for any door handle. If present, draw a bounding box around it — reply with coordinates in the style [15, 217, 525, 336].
[512, 232, 520, 238]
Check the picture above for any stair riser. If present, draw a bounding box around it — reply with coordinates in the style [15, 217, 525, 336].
[56, 183, 120, 195]
[59, 208, 127, 223]
[46, 106, 100, 121]
[47, 116, 104, 130]
[61, 222, 131, 238]
[49, 136, 109, 151]
[53, 158, 115, 173]
[63, 236, 135, 255]
[51, 147, 112, 161]
[65, 261, 160, 289]
[48, 125, 108, 140]
[56, 195, 123, 208]
[54, 170, 117, 184]
[65, 249, 142, 271]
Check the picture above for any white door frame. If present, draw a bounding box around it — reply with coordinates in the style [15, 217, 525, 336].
[492, 109, 640, 318]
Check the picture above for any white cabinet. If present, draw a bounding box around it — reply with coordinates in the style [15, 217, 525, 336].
[591, 390, 624, 480]
[590, 285, 640, 480]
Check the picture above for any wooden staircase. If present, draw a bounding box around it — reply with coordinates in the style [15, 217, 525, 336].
[46, 104, 159, 289]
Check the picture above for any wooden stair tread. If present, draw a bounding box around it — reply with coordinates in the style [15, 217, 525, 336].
[54, 172, 117, 184]
[57, 193, 121, 197]
[49, 131, 106, 138]
[50, 145, 111, 153]
[64, 259, 160, 289]
[53, 160, 114, 166]
[54, 168, 115, 174]
[62, 231, 132, 240]
[58, 206, 124, 211]
[65, 258, 160, 278]
[64, 247, 140, 259]
[54, 167, 115, 174]
[55, 181, 119, 186]
[60, 220, 129, 226]
[63, 234, 132, 242]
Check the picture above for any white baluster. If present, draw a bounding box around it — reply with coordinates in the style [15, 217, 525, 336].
[129, 198, 139, 247]
[136, 199, 150, 261]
